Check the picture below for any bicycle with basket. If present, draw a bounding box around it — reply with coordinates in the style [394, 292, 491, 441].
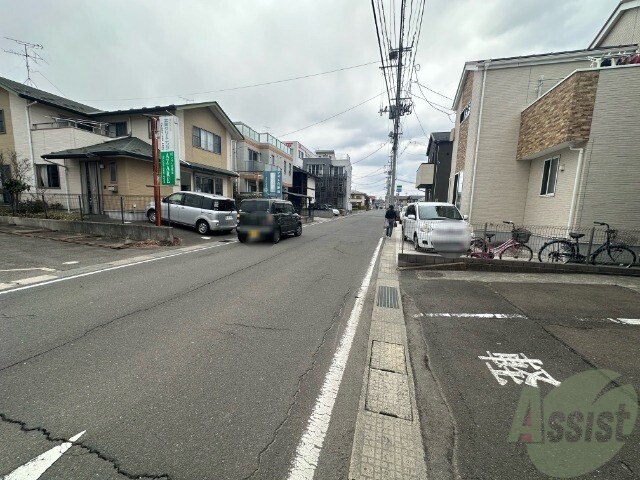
[538, 221, 637, 267]
[468, 221, 533, 261]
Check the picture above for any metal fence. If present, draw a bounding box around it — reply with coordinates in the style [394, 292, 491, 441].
[0, 192, 156, 223]
[400, 219, 640, 263]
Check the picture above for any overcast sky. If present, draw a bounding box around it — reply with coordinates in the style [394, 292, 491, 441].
[0, 0, 620, 199]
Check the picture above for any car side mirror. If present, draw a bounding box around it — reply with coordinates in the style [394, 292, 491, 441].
[161, 197, 168, 203]
[407, 214, 416, 220]
[463, 214, 469, 220]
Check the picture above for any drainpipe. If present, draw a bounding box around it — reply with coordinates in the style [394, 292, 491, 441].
[468, 60, 490, 221]
[568, 145, 585, 230]
[25, 101, 38, 186]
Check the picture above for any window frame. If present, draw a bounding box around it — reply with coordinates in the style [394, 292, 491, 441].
[540, 156, 559, 196]
[192, 126, 221, 154]
[109, 162, 117, 183]
[0, 109, 5, 134]
[36, 164, 61, 189]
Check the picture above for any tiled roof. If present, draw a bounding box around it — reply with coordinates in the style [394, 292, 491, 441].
[0, 76, 101, 115]
[42, 137, 151, 159]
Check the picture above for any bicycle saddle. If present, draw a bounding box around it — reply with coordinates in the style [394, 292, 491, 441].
[486, 233, 495, 240]
[569, 232, 585, 239]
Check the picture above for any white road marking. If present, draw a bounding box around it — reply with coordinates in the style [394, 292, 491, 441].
[13, 275, 58, 285]
[0, 268, 56, 272]
[0, 242, 234, 296]
[617, 318, 640, 325]
[288, 238, 383, 480]
[479, 352, 560, 387]
[62, 261, 79, 265]
[200, 236, 211, 240]
[413, 312, 528, 319]
[4, 430, 85, 480]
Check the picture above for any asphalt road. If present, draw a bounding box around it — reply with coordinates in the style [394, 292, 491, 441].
[400, 270, 640, 480]
[0, 212, 382, 479]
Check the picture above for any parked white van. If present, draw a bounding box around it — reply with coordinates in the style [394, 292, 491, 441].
[146, 192, 237, 234]
[402, 202, 472, 255]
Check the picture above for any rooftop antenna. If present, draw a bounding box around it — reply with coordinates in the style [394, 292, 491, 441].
[3, 37, 46, 87]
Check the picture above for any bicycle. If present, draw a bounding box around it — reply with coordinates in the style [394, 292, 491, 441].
[538, 221, 637, 267]
[468, 221, 533, 261]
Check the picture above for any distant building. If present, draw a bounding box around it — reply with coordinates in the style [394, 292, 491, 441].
[304, 150, 352, 211]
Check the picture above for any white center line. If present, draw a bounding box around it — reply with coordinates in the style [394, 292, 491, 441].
[0, 268, 56, 272]
[288, 238, 383, 480]
[413, 313, 528, 319]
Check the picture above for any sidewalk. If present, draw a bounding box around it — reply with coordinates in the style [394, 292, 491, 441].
[349, 228, 428, 479]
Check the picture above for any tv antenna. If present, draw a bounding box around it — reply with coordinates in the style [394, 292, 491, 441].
[3, 37, 46, 87]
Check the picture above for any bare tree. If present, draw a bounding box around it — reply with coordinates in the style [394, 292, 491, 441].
[0, 149, 32, 215]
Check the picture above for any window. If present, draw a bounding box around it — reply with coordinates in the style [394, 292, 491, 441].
[36, 164, 61, 188]
[214, 178, 223, 195]
[0, 109, 5, 134]
[298, 151, 304, 159]
[418, 204, 463, 221]
[248, 149, 259, 162]
[460, 102, 471, 124]
[108, 121, 127, 137]
[109, 162, 117, 183]
[308, 164, 323, 176]
[452, 172, 464, 209]
[288, 162, 292, 175]
[540, 157, 559, 196]
[166, 193, 183, 205]
[192, 126, 221, 154]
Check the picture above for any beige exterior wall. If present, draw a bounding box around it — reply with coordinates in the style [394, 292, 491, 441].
[462, 59, 592, 224]
[599, 8, 640, 47]
[183, 108, 228, 169]
[523, 147, 581, 226]
[0, 88, 16, 153]
[572, 66, 640, 230]
[517, 70, 599, 160]
[8, 95, 33, 184]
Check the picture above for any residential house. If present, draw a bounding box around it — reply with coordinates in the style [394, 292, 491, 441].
[415, 131, 452, 202]
[0, 76, 243, 218]
[285, 141, 318, 211]
[350, 190, 368, 209]
[449, 0, 639, 229]
[234, 122, 293, 198]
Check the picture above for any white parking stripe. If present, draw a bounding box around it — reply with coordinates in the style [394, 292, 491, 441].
[288, 238, 383, 480]
[413, 313, 528, 319]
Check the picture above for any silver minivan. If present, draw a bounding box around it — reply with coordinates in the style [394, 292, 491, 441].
[146, 191, 237, 234]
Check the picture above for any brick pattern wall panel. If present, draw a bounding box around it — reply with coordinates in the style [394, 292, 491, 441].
[454, 73, 474, 173]
[599, 9, 640, 47]
[523, 147, 580, 226]
[517, 71, 599, 160]
[574, 66, 640, 230]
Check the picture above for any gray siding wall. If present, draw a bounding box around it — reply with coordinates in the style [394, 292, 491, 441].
[523, 146, 581, 226]
[600, 8, 640, 47]
[573, 66, 640, 230]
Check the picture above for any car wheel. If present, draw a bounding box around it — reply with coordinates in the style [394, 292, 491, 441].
[237, 233, 247, 243]
[272, 228, 281, 244]
[197, 220, 209, 235]
[413, 234, 420, 251]
[294, 223, 302, 237]
[147, 209, 156, 223]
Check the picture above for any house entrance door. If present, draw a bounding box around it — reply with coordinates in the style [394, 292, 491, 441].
[80, 161, 102, 214]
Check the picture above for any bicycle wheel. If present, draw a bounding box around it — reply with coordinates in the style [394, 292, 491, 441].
[592, 245, 637, 267]
[499, 243, 533, 261]
[468, 237, 486, 257]
[538, 240, 574, 263]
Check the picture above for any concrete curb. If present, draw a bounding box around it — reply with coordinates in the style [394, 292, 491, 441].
[0, 216, 174, 243]
[349, 229, 428, 479]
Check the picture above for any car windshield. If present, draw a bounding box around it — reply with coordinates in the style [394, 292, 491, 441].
[418, 204, 463, 220]
[240, 200, 270, 212]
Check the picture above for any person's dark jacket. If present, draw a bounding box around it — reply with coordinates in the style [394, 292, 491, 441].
[385, 208, 397, 220]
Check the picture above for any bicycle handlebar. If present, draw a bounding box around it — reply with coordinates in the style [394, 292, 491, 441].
[594, 221, 610, 229]
[503, 220, 514, 225]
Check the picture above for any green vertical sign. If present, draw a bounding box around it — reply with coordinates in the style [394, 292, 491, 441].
[160, 151, 175, 185]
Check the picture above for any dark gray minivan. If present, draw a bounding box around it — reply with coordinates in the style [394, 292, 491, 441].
[146, 192, 237, 234]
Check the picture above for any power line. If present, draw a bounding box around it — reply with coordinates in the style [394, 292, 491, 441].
[352, 142, 389, 165]
[414, 80, 453, 101]
[83, 60, 380, 103]
[277, 92, 381, 137]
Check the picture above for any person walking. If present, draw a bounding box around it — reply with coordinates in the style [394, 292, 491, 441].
[384, 205, 398, 238]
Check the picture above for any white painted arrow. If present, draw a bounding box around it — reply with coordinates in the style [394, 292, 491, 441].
[4, 431, 85, 480]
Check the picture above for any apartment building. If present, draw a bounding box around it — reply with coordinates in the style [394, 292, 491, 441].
[304, 149, 353, 211]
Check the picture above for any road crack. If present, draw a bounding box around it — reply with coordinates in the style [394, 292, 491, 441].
[0, 413, 171, 479]
[242, 287, 352, 480]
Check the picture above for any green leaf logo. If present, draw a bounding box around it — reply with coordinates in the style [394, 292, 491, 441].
[524, 370, 637, 478]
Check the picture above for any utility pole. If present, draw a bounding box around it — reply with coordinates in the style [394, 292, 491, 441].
[151, 116, 162, 226]
[387, 0, 406, 207]
[3, 37, 45, 86]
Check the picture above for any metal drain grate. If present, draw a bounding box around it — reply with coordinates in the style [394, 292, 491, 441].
[376, 286, 399, 309]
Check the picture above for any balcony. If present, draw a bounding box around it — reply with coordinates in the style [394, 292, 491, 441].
[32, 119, 111, 137]
[234, 122, 292, 156]
[237, 160, 281, 180]
[517, 70, 600, 160]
